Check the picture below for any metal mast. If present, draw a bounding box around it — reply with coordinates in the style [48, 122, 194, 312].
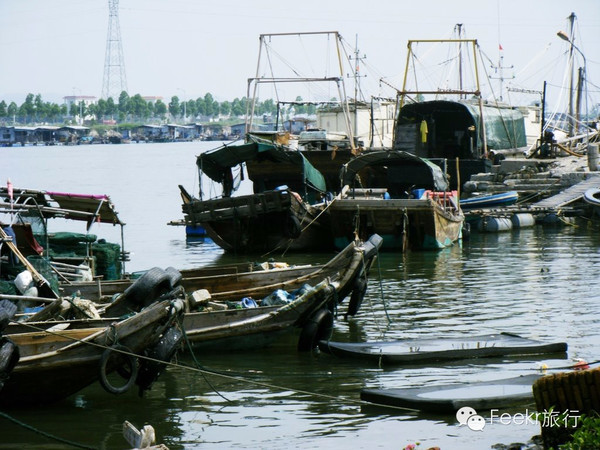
[101, 0, 128, 100]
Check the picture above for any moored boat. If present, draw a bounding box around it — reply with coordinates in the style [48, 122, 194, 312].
[361, 374, 542, 413]
[327, 150, 464, 251]
[318, 332, 567, 366]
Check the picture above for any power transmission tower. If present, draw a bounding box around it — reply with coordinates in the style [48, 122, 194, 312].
[101, 0, 128, 100]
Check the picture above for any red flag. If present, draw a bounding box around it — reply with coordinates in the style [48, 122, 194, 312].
[499, 44, 503, 51]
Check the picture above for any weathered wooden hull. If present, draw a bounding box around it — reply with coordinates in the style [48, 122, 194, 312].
[182, 189, 332, 253]
[1, 297, 183, 405]
[60, 235, 382, 352]
[328, 198, 463, 251]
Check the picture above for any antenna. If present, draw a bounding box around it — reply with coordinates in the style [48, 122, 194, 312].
[489, 45, 514, 102]
[348, 34, 367, 139]
[101, 0, 128, 100]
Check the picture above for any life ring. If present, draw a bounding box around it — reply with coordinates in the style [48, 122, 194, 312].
[136, 327, 183, 394]
[122, 267, 172, 308]
[346, 277, 367, 318]
[284, 214, 302, 239]
[297, 308, 334, 351]
[98, 344, 138, 395]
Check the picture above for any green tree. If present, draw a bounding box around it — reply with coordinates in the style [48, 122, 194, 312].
[204, 93, 215, 116]
[154, 99, 167, 118]
[195, 97, 206, 116]
[169, 96, 181, 118]
[7, 102, 18, 122]
[0, 100, 7, 119]
[220, 100, 231, 116]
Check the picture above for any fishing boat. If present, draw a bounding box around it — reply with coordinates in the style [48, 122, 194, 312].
[60, 234, 383, 351]
[181, 136, 332, 253]
[327, 150, 464, 251]
[361, 374, 541, 413]
[0, 185, 128, 285]
[1, 292, 186, 406]
[318, 332, 567, 366]
[392, 38, 529, 190]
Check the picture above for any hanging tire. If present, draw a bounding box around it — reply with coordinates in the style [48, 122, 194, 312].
[136, 327, 183, 395]
[164, 266, 183, 288]
[0, 337, 19, 375]
[297, 308, 334, 352]
[122, 267, 172, 308]
[98, 344, 138, 395]
[284, 214, 302, 239]
[346, 277, 367, 318]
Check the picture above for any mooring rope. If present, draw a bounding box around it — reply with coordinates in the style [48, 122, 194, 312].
[0, 410, 97, 449]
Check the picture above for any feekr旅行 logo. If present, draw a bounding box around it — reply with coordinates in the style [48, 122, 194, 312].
[456, 406, 582, 432]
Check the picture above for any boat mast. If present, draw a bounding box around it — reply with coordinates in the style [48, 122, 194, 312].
[399, 39, 488, 157]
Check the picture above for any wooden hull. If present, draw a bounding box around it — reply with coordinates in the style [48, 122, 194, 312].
[361, 374, 542, 413]
[328, 197, 463, 251]
[318, 333, 568, 366]
[59, 235, 382, 352]
[182, 189, 332, 253]
[1, 297, 183, 405]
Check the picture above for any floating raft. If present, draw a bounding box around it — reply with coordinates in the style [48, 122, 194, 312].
[318, 332, 567, 366]
[361, 374, 541, 413]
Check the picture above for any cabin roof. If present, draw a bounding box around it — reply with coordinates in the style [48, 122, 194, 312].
[0, 187, 124, 226]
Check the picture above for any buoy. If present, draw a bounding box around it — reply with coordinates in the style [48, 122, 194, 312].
[573, 358, 590, 370]
[477, 216, 512, 232]
[511, 213, 535, 228]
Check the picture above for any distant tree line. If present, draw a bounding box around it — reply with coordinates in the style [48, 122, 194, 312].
[0, 91, 319, 125]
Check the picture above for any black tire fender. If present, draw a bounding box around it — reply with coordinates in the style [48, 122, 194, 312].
[98, 344, 138, 395]
[285, 214, 302, 239]
[346, 277, 367, 318]
[297, 308, 334, 352]
[164, 266, 183, 289]
[0, 337, 20, 375]
[122, 267, 171, 307]
[136, 327, 183, 394]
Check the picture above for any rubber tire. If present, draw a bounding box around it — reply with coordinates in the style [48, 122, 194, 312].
[136, 327, 183, 394]
[122, 267, 171, 307]
[0, 337, 19, 374]
[165, 266, 183, 289]
[98, 344, 138, 395]
[346, 277, 367, 317]
[285, 215, 302, 239]
[297, 308, 334, 352]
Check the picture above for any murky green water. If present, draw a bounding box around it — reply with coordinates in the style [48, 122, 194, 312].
[3, 142, 600, 449]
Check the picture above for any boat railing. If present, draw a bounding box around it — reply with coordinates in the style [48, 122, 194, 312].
[424, 190, 461, 212]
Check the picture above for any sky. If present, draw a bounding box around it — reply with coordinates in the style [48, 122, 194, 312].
[0, 0, 598, 114]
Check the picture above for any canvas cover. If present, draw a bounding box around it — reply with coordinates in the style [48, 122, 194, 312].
[340, 150, 449, 192]
[197, 138, 327, 193]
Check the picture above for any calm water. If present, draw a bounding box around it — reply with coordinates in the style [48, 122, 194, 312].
[2, 142, 600, 449]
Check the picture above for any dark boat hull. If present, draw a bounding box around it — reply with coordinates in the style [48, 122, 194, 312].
[318, 333, 568, 366]
[361, 374, 542, 413]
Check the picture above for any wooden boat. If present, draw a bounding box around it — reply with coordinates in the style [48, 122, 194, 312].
[327, 150, 464, 251]
[1, 293, 186, 406]
[0, 186, 128, 283]
[61, 234, 383, 351]
[361, 374, 541, 413]
[181, 137, 333, 253]
[460, 191, 519, 210]
[318, 332, 568, 366]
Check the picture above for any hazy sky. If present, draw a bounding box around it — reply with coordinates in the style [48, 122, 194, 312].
[0, 0, 598, 112]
